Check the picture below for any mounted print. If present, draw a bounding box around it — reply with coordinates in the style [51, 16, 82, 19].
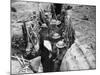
[11, 0, 96, 74]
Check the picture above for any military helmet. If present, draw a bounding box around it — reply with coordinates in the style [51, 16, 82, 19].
[50, 19, 61, 25]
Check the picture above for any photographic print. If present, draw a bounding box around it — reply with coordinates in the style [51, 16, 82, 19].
[11, 0, 96, 74]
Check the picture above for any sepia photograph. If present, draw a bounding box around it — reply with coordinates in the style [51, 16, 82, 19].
[11, 0, 96, 74]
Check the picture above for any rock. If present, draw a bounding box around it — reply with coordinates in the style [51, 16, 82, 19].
[11, 60, 22, 74]
[60, 42, 96, 71]
[30, 56, 41, 72]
